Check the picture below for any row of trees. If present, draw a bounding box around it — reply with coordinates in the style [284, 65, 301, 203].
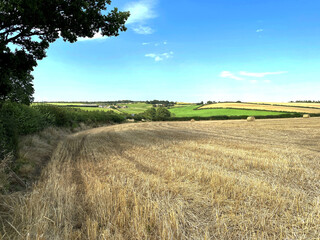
[146, 100, 176, 107]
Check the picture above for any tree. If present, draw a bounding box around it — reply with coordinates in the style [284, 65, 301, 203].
[156, 107, 171, 120]
[143, 108, 156, 120]
[0, 0, 130, 104]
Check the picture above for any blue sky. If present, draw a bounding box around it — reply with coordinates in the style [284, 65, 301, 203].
[33, 0, 320, 102]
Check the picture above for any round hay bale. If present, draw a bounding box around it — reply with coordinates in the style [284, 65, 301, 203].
[141, 119, 146, 122]
[303, 114, 310, 118]
[247, 116, 255, 122]
[190, 119, 195, 122]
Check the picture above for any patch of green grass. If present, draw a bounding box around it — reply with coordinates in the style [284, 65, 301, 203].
[170, 104, 196, 108]
[169, 105, 291, 117]
[117, 103, 152, 114]
[75, 107, 120, 113]
[33, 102, 152, 115]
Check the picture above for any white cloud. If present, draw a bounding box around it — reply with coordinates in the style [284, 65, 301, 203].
[142, 42, 150, 45]
[256, 29, 264, 33]
[145, 51, 173, 61]
[263, 80, 271, 83]
[132, 25, 154, 34]
[239, 71, 287, 78]
[78, 32, 107, 41]
[250, 80, 258, 84]
[125, 0, 157, 24]
[220, 71, 243, 81]
[163, 41, 167, 45]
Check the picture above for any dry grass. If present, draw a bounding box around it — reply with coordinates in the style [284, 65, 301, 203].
[200, 103, 320, 113]
[0, 154, 13, 193]
[1, 118, 320, 239]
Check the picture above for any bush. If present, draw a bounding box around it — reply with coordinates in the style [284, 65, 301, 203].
[0, 102, 46, 158]
[155, 107, 171, 120]
[142, 108, 157, 120]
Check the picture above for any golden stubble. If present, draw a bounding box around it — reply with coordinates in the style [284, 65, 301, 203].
[1, 118, 320, 239]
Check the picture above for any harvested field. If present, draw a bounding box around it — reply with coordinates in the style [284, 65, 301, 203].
[200, 103, 320, 113]
[253, 102, 320, 109]
[1, 118, 320, 239]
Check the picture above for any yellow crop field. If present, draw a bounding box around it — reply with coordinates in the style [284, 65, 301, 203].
[253, 102, 320, 108]
[200, 102, 320, 113]
[1, 118, 320, 239]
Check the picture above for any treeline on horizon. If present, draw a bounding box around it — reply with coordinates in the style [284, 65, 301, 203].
[35, 100, 320, 104]
[290, 100, 320, 103]
[35, 100, 177, 105]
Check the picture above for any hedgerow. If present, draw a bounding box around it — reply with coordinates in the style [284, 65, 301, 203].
[0, 102, 125, 160]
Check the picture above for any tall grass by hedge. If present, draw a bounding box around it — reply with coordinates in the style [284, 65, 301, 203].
[0, 102, 125, 159]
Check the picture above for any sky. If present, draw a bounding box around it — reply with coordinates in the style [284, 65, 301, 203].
[33, 0, 320, 102]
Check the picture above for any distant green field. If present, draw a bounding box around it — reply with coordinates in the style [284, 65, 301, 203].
[74, 107, 121, 114]
[34, 102, 151, 115]
[169, 105, 291, 117]
[117, 103, 152, 114]
[34, 103, 294, 118]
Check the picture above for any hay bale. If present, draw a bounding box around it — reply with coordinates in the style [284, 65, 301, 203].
[126, 119, 135, 122]
[190, 119, 195, 122]
[247, 116, 255, 122]
[141, 119, 146, 122]
[303, 114, 310, 118]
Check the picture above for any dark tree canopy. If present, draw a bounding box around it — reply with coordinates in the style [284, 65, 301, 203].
[0, 0, 130, 104]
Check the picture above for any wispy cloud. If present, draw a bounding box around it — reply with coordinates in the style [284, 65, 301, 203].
[145, 51, 173, 62]
[125, 0, 157, 24]
[250, 80, 258, 84]
[256, 29, 264, 33]
[78, 32, 107, 41]
[239, 71, 287, 78]
[142, 41, 168, 46]
[220, 71, 243, 81]
[125, 0, 157, 34]
[132, 25, 154, 34]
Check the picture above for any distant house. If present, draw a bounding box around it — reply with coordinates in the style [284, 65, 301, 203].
[154, 104, 163, 107]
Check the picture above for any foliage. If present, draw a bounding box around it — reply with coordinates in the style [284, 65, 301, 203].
[155, 107, 171, 120]
[145, 100, 176, 107]
[0, 0, 130, 104]
[142, 107, 157, 120]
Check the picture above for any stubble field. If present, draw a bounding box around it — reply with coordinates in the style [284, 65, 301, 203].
[1, 118, 320, 239]
[200, 103, 320, 114]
